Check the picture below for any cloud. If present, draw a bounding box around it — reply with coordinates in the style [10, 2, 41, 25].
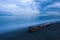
[0, 3, 20, 15]
[41, 1, 60, 16]
[0, 0, 60, 16]
[46, 2, 60, 8]
[0, 0, 40, 16]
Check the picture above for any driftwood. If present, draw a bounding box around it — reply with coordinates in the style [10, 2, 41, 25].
[29, 22, 55, 33]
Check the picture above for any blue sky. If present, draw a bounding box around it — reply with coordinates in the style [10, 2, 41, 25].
[0, 0, 60, 16]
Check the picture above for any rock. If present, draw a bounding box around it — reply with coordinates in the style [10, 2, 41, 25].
[29, 22, 56, 33]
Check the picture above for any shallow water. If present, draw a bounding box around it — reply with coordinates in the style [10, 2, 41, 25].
[0, 16, 60, 30]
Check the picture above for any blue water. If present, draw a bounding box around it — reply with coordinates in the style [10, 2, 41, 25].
[0, 16, 60, 33]
[0, 16, 60, 27]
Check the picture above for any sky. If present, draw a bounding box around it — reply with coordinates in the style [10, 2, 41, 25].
[0, 0, 60, 16]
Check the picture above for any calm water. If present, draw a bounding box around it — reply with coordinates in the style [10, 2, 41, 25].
[0, 16, 60, 27]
